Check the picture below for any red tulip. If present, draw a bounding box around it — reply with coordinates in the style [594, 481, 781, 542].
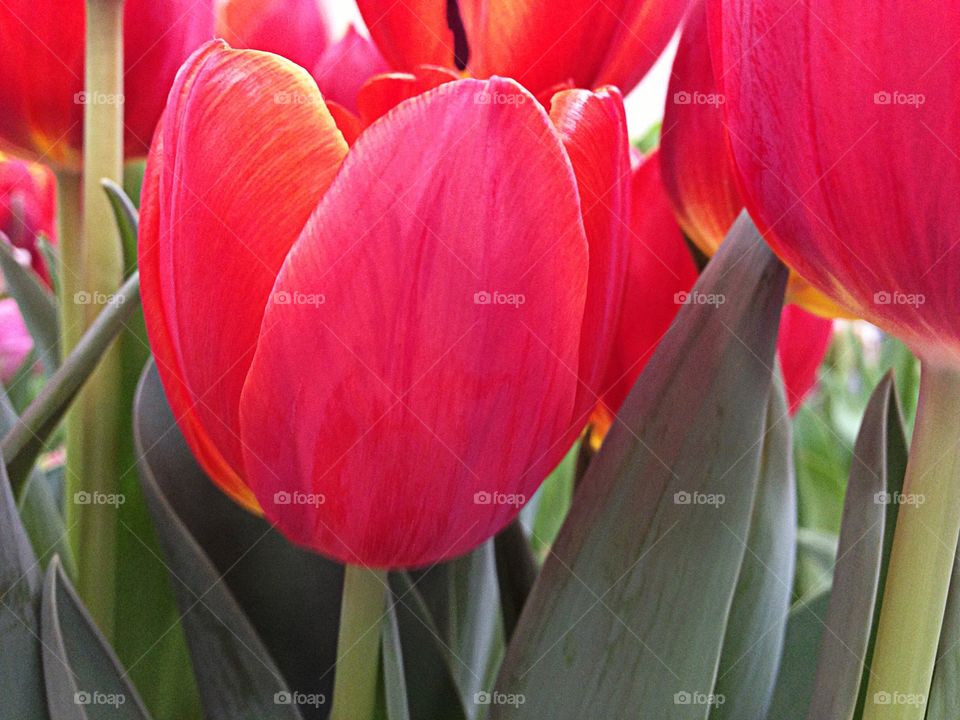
[713, 0, 960, 366]
[0, 153, 56, 283]
[0, 0, 214, 169]
[140, 41, 629, 567]
[356, 0, 689, 96]
[595, 150, 832, 438]
[660, 0, 846, 318]
[215, 0, 333, 72]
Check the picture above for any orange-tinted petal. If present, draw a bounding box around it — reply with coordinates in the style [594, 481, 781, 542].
[139, 42, 348, 509]
[357, 66, 460, 128]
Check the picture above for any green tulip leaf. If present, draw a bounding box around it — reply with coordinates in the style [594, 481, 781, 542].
[40, 557, 153, 720]
[490, 213, 788, 718]
[767, 589, 832, 719]
[710, 380, 796, 719]
[1, 270, 141, 492]
[133, 365, 306, 720]
[806, 373, 906, 720]
[0, 450, 47, 718]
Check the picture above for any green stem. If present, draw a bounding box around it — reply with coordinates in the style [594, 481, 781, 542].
[863, 363, 960, 719]
[330, 565, 387, 720]
[62, 0, 126, 641]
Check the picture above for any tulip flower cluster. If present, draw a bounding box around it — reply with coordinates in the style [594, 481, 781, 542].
[4, 0, 960, 719]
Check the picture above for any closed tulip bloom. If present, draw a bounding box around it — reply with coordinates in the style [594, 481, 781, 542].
[0, 153, 56, 283]
[660, 0, 844, 317]
[0, 0, 214, 169]
[595, 150, 831, 439]
[140, 41, 629, 567]
[714, 0, 960, 366]
[356, 0, 689, 97]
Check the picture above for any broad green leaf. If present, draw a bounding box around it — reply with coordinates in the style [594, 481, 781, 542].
[133, 367, 304, 720]
[41, 557, 153, 720]
[767, 589, 832, 719]
[807, 374, 905, 720]
[18, 469, 76, 577]
[490, 214, 787, 719]
[711, 381, 796, 719]
[0, 450, 47, 718]
[382, 597, 411, 720]
[1, 271, 141, 491]
[0, 234, 59, 373]
[134, 362, 341, 719]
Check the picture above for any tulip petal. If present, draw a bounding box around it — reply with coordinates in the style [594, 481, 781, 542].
[214, 0, 332, 71]
[548, 87, 630, 420]
[777, 306, 832, 414]
[240, 77, 589, 568]
[312, 26, 390, 114]
[139, 42, 348, 510]
[718, 0, 960, 364]
[356, 0, 456, 71]
[356, 66, 460, 128]
[596, 150, 698, 435]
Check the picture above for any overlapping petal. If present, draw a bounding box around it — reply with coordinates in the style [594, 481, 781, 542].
[215, 0, 332, 71]
[313, 26, 390, 113]
[357, 0, 688, 96]
[716, 0, 960, 364]
[548, 87, 630, 419]
[239, 78, 589, 567]
[139, 41, 348, 510]
[662, 0, 848, 318]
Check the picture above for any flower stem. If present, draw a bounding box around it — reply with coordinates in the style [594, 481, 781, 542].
[62, 0, 126, 641]
[330, 564, 387, 720]
[863, 363, 960, 719]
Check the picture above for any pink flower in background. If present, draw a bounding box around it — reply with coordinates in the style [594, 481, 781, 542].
[0, 152, 56, 283]
[0, 298, 31, 382]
